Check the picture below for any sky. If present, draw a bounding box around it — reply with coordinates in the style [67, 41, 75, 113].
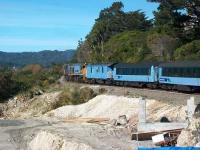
[0, 0, 159, 52]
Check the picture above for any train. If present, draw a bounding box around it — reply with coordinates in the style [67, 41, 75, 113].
[64, 61, 200, 92]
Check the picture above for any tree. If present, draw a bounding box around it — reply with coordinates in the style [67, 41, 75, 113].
[147, 0, 200, 41]
[104, 31, 151, 63]
[80, 2, 152, 62]
[75, 39, 93, 63]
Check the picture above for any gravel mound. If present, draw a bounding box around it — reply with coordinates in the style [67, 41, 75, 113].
[28, 131, 94, 150]
[47, 95, 186, 123]
[48, 95, 139, 120]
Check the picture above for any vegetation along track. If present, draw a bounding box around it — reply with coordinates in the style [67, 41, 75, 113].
[65, 81, 200, 105]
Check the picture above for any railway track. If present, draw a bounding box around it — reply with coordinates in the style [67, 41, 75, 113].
[64, 80, 200, 105]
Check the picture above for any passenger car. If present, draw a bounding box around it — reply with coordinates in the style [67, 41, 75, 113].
[159, 61, 200, 91]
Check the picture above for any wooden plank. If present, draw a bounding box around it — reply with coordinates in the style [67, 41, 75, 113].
[64, 117, 110, 124]
[131, 129, 183, 141]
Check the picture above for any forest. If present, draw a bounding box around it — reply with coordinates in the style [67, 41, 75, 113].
[75, 0, 200, 63]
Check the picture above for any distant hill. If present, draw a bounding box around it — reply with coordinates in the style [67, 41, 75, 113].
[0, 50, 75, 68]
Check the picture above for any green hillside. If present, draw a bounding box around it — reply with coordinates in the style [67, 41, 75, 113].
[75, 1, 200, 63]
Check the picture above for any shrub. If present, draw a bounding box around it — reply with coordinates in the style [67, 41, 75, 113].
[99, 88, 107, 94]
[103, 30, 151, 63]
[0, 71, 22, 102]
[53, 87, 96, 109]
[174, 40, 200, 60]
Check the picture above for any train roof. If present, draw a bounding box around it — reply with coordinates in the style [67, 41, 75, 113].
[87, 63, 117, 68]
[114, 62, 160, 68]
[87, 63, 113, 66]
[66, 63, 82, 66]
[160, 61, 200, 68]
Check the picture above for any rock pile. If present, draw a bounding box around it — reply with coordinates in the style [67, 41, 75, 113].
[177, 108, 200, 146]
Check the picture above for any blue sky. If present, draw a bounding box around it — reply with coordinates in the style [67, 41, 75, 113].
[0, 0, 158, 52]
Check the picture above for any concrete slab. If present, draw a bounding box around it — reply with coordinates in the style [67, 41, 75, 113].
[137, 122, 188, 133]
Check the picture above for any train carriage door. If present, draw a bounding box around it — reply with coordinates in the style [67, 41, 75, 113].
[154, 66, 159, 82]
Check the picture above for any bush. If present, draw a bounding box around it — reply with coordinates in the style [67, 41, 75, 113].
[98, 88, 107, 94]
[0, 71, 22, 102]
[12, 64, 63, 92]
[22, 64, 43, 74]
[53, 87, 96, 109]
[103, 30, 151, 62]
[174, 40, 200, 60]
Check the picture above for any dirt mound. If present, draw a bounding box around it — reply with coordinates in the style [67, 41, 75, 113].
[4, 91, 61, 119]
[146, 100, 186, 122]
[47, 95, 139, 120]
[47, 95, 186, 123]
[28, 131, 94, 150]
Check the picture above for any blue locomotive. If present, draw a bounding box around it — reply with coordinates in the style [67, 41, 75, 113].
[65, 61, 200, 92]
[86, 64, 115, 84]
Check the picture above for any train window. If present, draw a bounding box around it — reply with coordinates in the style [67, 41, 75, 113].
[167, 68, 170, 76]
[168, 68, 172, 76]
[172, 68, 177, 76]
[162, 68, 166, 76]
[166, 68, 169, 76]
[91, 67, 92, 73]
[176, 68, 181, 77]
[116, 68, 123, 75]
[139, 68, 142, 75]
[102, 67, 104, 73]
[116, 67, 150, 75]
[130, 68, 134, 75]
[140, 68, 143, 75]
[189, 68, 192, 77]
[173, 68, 177, 76]
[138, 68, 141, 75]
[192, 68, 200, 78]
[125, 68, 129, 75]
[140, 68, 142, 75]
[135, 68, 138, 75]
[137, 68, 141, 75]
[128, 68, 132, 75]
[122, 68, 125, 74]
[195, 68, 198, 77]
[197, 68, 200, 77]
[121, 66, 200, 77]
[182, 68, 187, 77]
[141, 68, 144, 75]
[162, 67, 200, 78]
